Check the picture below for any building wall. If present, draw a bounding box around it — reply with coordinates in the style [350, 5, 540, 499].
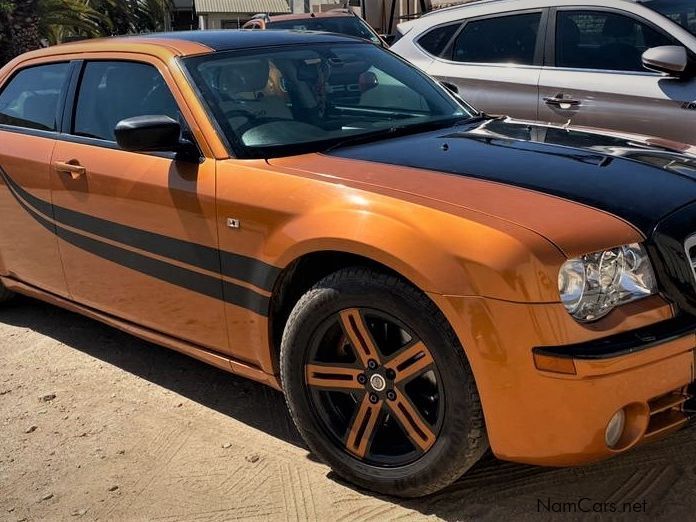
[198, 13, 253, 29]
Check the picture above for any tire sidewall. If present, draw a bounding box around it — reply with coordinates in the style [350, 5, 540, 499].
[281, 272, 484, 496]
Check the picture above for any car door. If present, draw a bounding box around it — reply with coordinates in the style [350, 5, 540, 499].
[50, 58, 229, 353]
[426, 10, 547, 120]
[0, 61, 73, 298]
[538, 7, 696, 143]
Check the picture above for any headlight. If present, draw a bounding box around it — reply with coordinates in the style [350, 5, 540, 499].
[558, 243, 657, 322]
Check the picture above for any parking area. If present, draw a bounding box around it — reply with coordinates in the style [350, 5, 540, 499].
[1, 295, 695, 521]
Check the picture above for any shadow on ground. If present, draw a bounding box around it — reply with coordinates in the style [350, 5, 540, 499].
[2, 295, 695, 520]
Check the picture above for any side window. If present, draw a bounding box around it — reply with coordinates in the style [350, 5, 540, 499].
[0, 63, 70, 131]
[556, 11, 674, 72]
[73, 61, 180, 142]
[452, 13, 542, 65]
[418, 24, 460, 57]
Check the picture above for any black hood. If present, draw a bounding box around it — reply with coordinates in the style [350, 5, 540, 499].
[327, 118, 696, 237]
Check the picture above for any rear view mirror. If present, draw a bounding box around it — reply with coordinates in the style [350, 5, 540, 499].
[642, 46, 689, 77]
[115, 115, 181, 152]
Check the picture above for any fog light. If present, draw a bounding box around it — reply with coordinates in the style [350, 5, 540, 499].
[605, 409, 626, 449]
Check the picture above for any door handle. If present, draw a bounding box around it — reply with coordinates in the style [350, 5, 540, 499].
[543, 95, 581, 109]
[54, 160, 86, 180]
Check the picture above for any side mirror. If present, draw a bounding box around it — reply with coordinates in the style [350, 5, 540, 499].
[440, 81, 459, 95]
[115, 115, 182, 152]
[642, 46, 689, 77]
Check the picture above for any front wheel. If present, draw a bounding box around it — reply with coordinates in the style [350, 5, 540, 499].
[0, 279, 14, 304]
[280, 267, 488, 497]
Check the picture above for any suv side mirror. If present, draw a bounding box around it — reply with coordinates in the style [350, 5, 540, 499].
[642, 46, 689, 77]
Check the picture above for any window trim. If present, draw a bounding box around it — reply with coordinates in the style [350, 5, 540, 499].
[432, 8, 549, 68]
[0, 61, 76, 134]
[546, 5, 685, 74]
[415, 21, 462, 59]
[64, 58, 202, 159]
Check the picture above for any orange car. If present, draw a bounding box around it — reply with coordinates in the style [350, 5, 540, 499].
[0, 30, 694, 497]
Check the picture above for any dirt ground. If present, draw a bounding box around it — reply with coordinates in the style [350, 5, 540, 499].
[1, 295, 695, 522]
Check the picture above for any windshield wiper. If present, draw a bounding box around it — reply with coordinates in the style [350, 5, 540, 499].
[324, 114, 487, 153]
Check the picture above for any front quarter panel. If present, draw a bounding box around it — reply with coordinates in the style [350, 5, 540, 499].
[215, 159, 566, 303]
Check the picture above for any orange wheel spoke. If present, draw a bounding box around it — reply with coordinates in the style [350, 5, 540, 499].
[384, 341, 433, 384]
[346, 394, 382, 458]
[305, 364, 363, 390]
[339, 308, 381, 367]
[387, 390, 436, 452]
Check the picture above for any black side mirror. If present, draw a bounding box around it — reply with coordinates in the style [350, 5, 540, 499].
[115, 115, 184, 153]
[642, 46, 690, 78]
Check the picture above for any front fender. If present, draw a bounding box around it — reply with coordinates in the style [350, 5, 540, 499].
[268, 204, 564, 303]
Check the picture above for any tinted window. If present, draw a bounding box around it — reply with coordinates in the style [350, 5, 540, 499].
[0, 63, 70, 131]
[268, 17, 381, 44]
[452, 13, 541, 64]
[556, 11, 674, 71]
[73, 61, 179, 141]
[184, 43, 471, 157]
[418, 24, 459, 56]
[640, 0, 696, 37]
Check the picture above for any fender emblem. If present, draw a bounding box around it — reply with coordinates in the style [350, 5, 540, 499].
[227, 218, 240, 229]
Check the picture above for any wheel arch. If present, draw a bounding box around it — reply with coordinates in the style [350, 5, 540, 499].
[267, 248, 464, 377]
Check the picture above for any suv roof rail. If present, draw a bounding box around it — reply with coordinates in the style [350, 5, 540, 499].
[421, 0, 503, 18]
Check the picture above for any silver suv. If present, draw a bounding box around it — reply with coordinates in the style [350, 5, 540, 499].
[391, 0, 696, 144]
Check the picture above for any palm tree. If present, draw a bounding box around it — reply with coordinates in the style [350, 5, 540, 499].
[38, 0, 106, 44]
[0, 0, 173, 66]
[1, 0, 42, 65]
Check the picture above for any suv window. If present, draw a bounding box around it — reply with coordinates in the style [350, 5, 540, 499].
[556, 11, 674, 72]
[418, 24, 459, 57]
[73, 61, 180, 142]
[452, 13, 542, 65]
[0, 63, 70, 131]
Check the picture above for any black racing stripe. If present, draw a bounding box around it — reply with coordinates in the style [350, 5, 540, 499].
[1, 168, 270, 316]
[223, 280, 269, 316]
[1, 167, 279, 292]
[0, 166, 53, 217]
[328, 118, 696, 236]
[221, 251, 280, 292]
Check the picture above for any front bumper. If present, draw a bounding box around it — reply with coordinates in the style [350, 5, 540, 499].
[431, 294, 695, 467]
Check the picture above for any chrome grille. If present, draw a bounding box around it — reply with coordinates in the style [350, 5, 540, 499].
[686, 235, 696, 283]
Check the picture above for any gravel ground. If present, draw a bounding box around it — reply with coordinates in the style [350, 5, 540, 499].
[1, 295, 695, 521]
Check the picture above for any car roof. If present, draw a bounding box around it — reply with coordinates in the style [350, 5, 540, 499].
[12, 30, 366, 62]
[406, 0, 654, 29]
[140, 29, 365, 51]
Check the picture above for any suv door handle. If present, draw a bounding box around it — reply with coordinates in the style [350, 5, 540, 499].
[54, 160, 86, 180]
[543, 96, 581, 108]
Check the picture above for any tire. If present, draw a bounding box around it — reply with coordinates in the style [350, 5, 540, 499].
[280, 267, 488, 497]
[0, 280, 13, 304]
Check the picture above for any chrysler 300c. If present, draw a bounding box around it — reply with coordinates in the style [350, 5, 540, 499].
[0, 31, 694, 497]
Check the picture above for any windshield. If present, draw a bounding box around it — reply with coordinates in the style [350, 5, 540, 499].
[268, 16, 381, 44]
[183, 43, 473, 158]
[640, 0, 696, 37]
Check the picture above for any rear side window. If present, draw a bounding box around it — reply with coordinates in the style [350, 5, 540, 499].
[418, 24, 459, 56]
[73, 61, 180, 142]
[452, 13, 542, 65]
[0, 63, 70, 131]
[556, 11, 674, 72]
